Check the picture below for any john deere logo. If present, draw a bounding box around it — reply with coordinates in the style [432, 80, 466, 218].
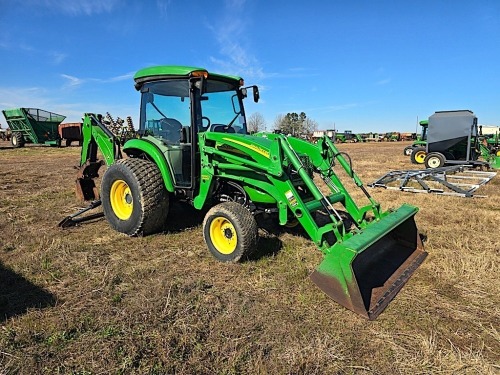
[221, 138, 270, 158]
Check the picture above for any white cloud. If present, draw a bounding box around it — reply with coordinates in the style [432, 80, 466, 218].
[0, 87, 50, 109]
[50, 51, 68, 65]
[17, 0, 120, 16]
[107, 72, 135, 82]
[61, 74, 85, 88]
[156, 0, 171, 19]
[376, 78, 391, 85]
[205, 1, 273, 82]
[0, 85, 138, 126]
[48, 0, 119, 15]
[60, 72, 135, 89]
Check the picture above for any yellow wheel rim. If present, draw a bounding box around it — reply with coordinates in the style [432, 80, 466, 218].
[415, 151, 426, 164]
[110, 179, 133, 220]
[210, 217, 237, 254]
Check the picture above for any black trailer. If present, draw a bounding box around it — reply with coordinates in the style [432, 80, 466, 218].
[423, 110, 485, 168]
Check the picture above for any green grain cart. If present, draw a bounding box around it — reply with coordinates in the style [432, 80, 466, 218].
[2, 108, 66, 147]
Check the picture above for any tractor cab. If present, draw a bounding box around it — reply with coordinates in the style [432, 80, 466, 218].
[134, 66, 258, 189]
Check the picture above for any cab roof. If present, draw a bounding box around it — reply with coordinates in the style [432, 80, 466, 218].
[134, 65, 242, 87]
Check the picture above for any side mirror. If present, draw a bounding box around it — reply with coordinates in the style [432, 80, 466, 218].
[253, 85, 260, 103]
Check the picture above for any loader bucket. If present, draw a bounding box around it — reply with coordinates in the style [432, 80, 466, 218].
[310, 204, 427, 320]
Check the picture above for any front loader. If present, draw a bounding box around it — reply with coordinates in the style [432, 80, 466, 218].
[72, 65, 427, 319]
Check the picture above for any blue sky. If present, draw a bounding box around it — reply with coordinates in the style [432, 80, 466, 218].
[1, 0, 499, 133]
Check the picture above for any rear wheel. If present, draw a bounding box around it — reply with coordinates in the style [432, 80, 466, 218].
[11, 132, 25, 148]
[424, 152, 446, 169]
[101, 158, 169, 236]
[411, 146, 426, 164]
[203, 202, 258, 262]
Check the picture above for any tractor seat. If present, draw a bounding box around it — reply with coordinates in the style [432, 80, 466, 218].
[159, 118, 183, 143]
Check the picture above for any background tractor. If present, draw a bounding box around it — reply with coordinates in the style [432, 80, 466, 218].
[406, 119, 428, 160]
[70, 65, 427, 319]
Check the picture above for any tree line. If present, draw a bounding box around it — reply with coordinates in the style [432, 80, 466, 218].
[247, 112, 318, 138]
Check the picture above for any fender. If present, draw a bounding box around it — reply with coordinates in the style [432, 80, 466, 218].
[123, 138, 175, 192]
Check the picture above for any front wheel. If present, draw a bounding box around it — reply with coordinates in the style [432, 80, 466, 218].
[403, 146, 414, 156]
[203, 202, 258, 262]
[11, 132, 25, 148]
[101, 158, 169, 236]
[424, 152, 446, 169]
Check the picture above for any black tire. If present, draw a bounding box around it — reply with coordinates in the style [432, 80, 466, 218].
[403, 146, 414, 156]
[410, 146, 426, 164]
[203, 202, 258, 262]
[424, 152, 446, 169]
[101, 158, 169, 236]
[11, 132, 25, 148]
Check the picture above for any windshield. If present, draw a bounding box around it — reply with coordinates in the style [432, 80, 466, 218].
[199, 80, 247, 134]
[140, 78, 248, 144]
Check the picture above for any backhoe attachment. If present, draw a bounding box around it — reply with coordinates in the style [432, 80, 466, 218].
[75, 113, 123, 201]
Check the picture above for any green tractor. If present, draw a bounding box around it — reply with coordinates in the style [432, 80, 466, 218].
[405, 119, 428, 161]
[73, 65, 426, 320]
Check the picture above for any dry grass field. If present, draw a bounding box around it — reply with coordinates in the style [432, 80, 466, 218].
[0, 139, 499, 374]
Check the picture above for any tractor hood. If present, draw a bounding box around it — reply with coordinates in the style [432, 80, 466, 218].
[203, 132, 274, 164]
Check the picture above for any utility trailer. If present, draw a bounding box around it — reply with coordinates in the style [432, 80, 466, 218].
[58, 122, 83, 146]
[417, 110, 499, 169]
[2, 108, 66, 148]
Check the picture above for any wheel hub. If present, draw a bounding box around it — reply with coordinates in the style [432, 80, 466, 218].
[125, 193, 132, 204]
[210, 217, 237, 254]
[224, 227, 233, 239]
[110, 179, 133, 220]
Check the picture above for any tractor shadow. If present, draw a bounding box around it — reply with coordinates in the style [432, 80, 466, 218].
[164, 203, 286, 261]
[163, 201, 205, 233]
[0, 263, 57, 322]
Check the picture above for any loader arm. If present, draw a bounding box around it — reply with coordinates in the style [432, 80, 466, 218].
[196, 131, 426, 319]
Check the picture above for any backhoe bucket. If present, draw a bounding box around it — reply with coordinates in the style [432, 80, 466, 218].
[75, 160, 104, 201]
[311, 204, 427, 320]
